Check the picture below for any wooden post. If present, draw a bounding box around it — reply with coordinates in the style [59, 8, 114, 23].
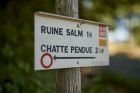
[55, 0, 81, 93]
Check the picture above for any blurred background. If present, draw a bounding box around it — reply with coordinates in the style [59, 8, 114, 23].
[0, 0, 140, 93]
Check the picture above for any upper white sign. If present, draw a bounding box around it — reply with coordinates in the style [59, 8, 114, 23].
[35, 12, 109, 70]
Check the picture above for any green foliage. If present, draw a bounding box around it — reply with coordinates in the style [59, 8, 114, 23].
[132, 26, 140, 44]
[79, 0, 140, 43]
[82, 59, 140, 93]
[0, 0, 56, 93]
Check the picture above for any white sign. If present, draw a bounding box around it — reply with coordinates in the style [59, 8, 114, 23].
[35, 12, 109, 70]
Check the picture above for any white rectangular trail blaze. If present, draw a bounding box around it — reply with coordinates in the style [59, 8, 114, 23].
[35, 12, 109, 70]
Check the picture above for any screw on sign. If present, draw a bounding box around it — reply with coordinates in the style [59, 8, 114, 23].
[40, 53, 53, 68]
[99, 24, 106, 38]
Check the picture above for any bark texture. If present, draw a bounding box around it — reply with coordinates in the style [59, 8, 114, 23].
[55, 0, 81, 93]
[56, 0, 79, 18]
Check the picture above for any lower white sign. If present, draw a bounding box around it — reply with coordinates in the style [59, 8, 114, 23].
[35, 12, 109, 70]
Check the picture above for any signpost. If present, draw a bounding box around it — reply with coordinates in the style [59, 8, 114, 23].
[34, 12, 109, 70]
[35, 1, 109, 93]
[55, 1, 81, 93]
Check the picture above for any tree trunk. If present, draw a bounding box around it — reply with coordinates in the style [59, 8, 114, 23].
[55, 0, 81, 93]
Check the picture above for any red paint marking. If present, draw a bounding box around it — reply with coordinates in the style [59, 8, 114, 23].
[40, 53, 53, 68]
[99, 24, 106, 38]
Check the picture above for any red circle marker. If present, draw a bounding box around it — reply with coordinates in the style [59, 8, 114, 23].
[40, 53, 53, 68]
